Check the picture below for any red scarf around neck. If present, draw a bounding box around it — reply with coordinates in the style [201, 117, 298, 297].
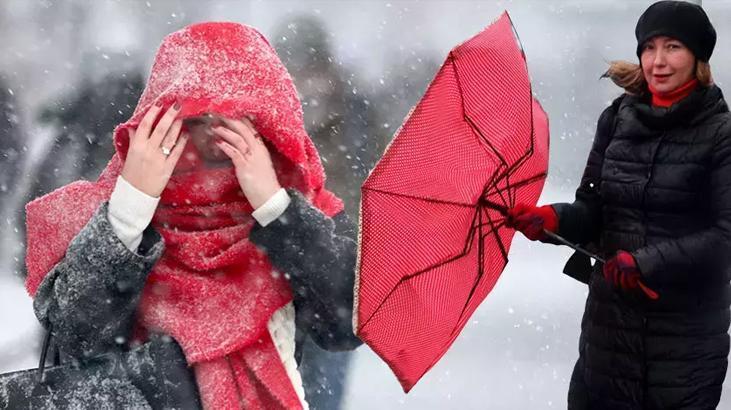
[649, 78, 699, 108]
[25, 22, 343, 410]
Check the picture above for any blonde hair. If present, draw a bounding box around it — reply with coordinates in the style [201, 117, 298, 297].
[602, 60, 713, 95]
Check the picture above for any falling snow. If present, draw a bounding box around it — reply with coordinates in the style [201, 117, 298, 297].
[0, 1, 730, 409]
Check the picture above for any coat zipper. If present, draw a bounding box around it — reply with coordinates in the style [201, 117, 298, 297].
[639, 133, 663, 409]
[640, 132, 666, 238]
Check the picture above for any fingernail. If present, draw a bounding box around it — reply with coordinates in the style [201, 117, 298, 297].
[155, 100, 164, 107]
[173, 101, 181, 110]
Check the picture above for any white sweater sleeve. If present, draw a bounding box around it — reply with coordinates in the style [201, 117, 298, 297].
[107, 176, 160, 252]
[251, 188, 291, 227]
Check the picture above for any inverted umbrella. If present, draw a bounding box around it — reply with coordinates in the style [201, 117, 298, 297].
[354, 12, 549, 392]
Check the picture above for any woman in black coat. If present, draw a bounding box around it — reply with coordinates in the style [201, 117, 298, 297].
[508, 2, 730, 409]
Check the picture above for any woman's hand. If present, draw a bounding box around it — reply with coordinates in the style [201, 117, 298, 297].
[506, 203, 558, 241]
[603, 251, 660, 300]
[212, 117, 282, 209]
[121, 102, 189, 197]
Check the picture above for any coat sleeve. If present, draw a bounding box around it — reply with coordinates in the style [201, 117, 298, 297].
[248, 190, 363, 351]
[32, 201, 164, 359]
[549, 102, 618, 247]
[633, 119, 731, 287]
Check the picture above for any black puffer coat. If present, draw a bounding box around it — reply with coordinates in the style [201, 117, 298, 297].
[553, 85, 731, 409]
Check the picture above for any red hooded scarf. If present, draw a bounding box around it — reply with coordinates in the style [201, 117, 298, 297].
[25, 22, 343, 409]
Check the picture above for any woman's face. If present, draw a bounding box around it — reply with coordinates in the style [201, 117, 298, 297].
[183, 114, 230, 162]
[640, 36, 696, 94]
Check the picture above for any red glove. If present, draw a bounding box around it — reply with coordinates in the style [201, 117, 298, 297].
[603, 251, 641, 291]
[506, 203, 558, 241]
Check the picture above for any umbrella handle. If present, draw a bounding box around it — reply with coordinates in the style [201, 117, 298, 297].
[541, 230, 605, 263]
[542, 229, 660, 301]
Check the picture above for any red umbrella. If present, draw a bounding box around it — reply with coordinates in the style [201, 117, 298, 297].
[354, 12, 550, 392]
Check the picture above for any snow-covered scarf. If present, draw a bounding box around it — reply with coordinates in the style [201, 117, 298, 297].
[25, 22, 343, 409]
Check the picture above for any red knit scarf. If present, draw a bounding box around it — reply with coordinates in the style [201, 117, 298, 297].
[649, 78, 699, 108]
[25, 22, 343, 410]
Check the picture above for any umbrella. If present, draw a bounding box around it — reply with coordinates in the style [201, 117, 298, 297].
[354, 12, 549, 392]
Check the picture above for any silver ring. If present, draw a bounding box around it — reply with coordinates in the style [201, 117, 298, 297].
[161, 146, 172, 156]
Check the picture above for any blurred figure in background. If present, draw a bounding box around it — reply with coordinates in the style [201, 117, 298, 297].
[273, 15, 384, 409]
[0, 73, 24, 277]
[14, 52, 144, 278]
[28, 53, 145, 202]
[274, 14, 384, 221]
[375, 50, 439, 142]
[0, 75, 22, 207]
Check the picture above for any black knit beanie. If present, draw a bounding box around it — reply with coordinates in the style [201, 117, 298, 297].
[635, 0, 716, 62]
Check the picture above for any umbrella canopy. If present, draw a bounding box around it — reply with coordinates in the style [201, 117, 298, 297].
[354, 12, 550, 392]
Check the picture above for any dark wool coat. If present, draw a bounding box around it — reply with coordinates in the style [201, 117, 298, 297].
[32, 191, 362, 404]
[553, 85, 731, 410]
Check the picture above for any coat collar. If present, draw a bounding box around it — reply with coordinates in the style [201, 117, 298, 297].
[614, 85, 728, 138]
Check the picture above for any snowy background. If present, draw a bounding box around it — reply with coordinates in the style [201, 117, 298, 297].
[1, 1, 730, 409]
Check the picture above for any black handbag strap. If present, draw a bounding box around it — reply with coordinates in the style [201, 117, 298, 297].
[36, 325, 59, 383]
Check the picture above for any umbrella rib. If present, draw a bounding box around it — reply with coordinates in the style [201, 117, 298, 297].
[358, 204, 485, 331]
[482, 171, 547, 210]
[450, 58, 516, 191]
[462, 201, 482, 254]
[454, 203, 510, 332]
[463, 114, 509, 169]
[482, 205, 510, 264]
[357, 248, 473, 331]
[475, 217, 508, 233]
[463, 114, 529, 211]
[460, 205, 486, 314]
[486, 171, 547, 194]
[482, 166, 512, 212]
[489, 82, 540, 196]
[458, 57, 542, 211]
[483, 163, 511, 208]
[480, 153, 546, 210]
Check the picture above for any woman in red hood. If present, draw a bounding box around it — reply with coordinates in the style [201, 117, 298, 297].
[25, 22, 361, 409]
